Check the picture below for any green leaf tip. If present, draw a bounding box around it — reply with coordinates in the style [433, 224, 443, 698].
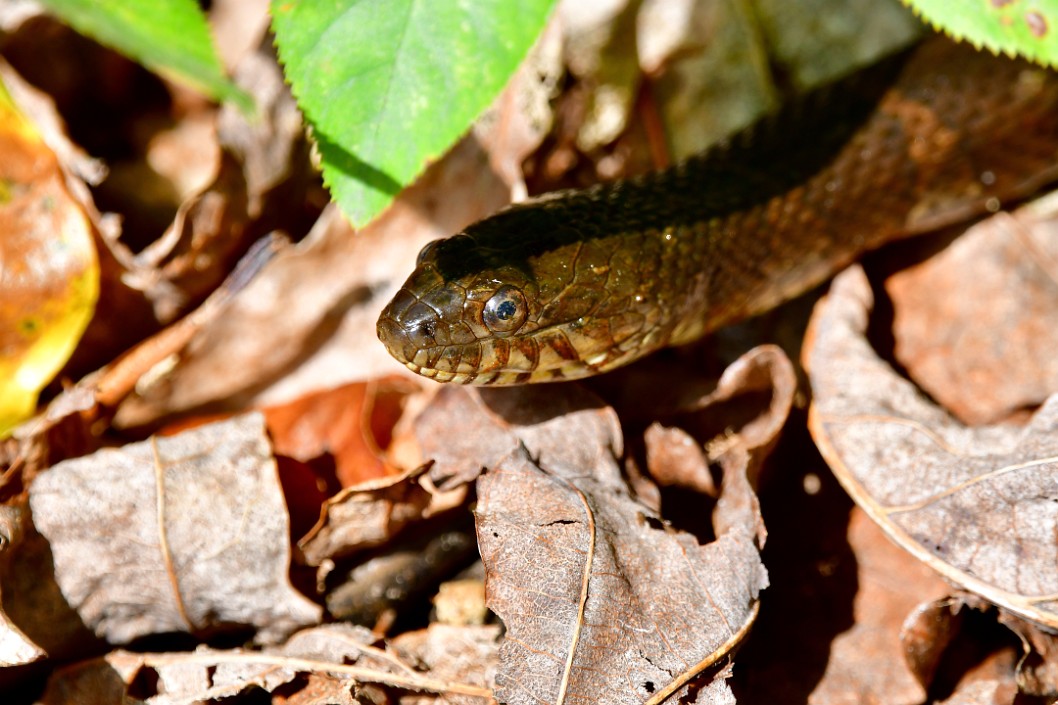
[271, 0, 558, 228]
[38, 0, 252, 111]
[901, 0, 1058, 68]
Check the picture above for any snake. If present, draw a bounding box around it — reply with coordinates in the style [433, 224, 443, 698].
[377, 36, 1058, 385]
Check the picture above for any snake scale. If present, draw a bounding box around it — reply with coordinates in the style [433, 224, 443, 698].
[377, 37, 1058, 385]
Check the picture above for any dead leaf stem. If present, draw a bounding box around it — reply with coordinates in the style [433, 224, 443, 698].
[817, 414, 967, 457]
[883, 455, 1058, 515]
[555, 477, 596, 705]
[138, 651, 496, 700]
[150, 435, 194, 632]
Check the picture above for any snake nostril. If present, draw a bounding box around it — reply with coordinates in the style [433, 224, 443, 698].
[416, 320, 436, 339]
[398, 301, 443, 348]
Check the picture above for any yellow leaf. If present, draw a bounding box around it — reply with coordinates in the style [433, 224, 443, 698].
[0, 78, 99, 436]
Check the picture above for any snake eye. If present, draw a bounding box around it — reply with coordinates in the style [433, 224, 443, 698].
[483, 285, 528, 334]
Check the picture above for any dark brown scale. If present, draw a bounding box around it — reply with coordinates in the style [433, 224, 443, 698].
[377, 37, 1058, 384]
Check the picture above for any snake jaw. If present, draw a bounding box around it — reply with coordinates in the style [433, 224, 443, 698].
[378, 228, 661, 384]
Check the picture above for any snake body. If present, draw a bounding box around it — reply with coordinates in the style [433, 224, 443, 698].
[378, 37, 1058, 385]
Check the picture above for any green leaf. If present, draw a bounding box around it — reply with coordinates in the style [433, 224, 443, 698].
[272, 0, 557, 227]
[902, 0, 1058, 68]
[37, 0, 252, 111]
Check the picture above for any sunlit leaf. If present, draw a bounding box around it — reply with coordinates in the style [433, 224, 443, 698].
[38, 0, 251, 110]
[271, 0, 556, 226]
[0, 80, 99, 436]
[903, 0, 1058, 68]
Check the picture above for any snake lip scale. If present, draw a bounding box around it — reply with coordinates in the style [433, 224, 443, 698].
[378, 36, 1058, 385]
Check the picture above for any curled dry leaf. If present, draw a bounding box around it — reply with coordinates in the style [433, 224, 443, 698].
[644, 344, 796, 497]
[298, 463, 467, 568]
[997, 610, 1058, 698]
[265, 377, 422, 487]
[112, 30, 318, 326]
[898, 594, 1058, 700]
[805, 264, 1058, 629]
[39, 623, 498, 704]
[900, 596, 964, 691]
[415, 385, 767, 704]
[0, 590, 43, 667]
[28, 413, 321, 645]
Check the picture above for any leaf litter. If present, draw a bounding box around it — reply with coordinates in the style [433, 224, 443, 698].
[805, 199, 1058, 631]
[2, 0, 1058, 703]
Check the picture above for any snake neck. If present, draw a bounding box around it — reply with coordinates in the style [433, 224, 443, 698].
[379, 37, 1058, 384]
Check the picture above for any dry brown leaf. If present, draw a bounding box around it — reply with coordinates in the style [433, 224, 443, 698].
[884, 197, 1058, 425]
[415, 385, 766, 703]
[807, 508, 952, 704]
[0, 591, 43, 667]
[898, 595, 1058, 701]
[299, 463, 467, 568]
[996, 610, 1058, 698]
[805, 264, 1058, 629]
[28, 413, 320, 644]
[478, 447, 763, 704]
[0, 507, 37, 668]
[392, 624, 502, 705]
[38, 624, 497, 704]
[900, 596, 965, 690]
[265, 377, 421, 487]
[106, 30, 318, 327]
[642, 345, 796, 496]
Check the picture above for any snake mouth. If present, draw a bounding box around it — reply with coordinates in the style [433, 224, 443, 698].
[393, 341, 584, 385]
[396, 356, 478, 384]
[379, 304, 590, 384]
[399, 356, 593, 385]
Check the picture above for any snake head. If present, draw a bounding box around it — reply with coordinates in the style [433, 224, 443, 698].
[377, 232, 543, 383]
[377, 197, 663, 384]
